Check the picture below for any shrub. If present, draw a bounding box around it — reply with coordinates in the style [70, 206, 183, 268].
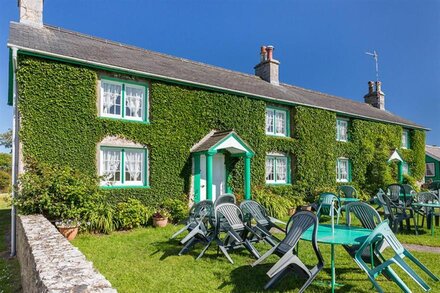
[83, 193, 115, 234]
[162, 195, 189, 223]
[113, 198, 150, 230]
[403, 174, 420, 192]
[252, 187, 297, 219]
[15, 160, 99, 222]
[0, 170, 11, 193]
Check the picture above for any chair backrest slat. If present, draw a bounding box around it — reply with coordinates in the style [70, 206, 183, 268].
[240, 200, 269, 226]
[215, 203, 245, 230]
[345, 202, 382, 230]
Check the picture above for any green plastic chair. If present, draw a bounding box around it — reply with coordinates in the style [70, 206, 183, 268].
[354, 220, 439, 293]
[316, 193, 340, 228]
[337, 185, 358, 199]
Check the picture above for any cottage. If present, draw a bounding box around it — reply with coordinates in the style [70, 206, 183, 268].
[425, 145, 440, 183]
[8, 0, 427, 207]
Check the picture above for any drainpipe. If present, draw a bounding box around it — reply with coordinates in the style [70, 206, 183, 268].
[10, 47, 19, 257]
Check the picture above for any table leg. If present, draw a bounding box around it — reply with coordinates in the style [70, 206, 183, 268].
[432, 210, 435, 237]
[331, 244, 335, 293]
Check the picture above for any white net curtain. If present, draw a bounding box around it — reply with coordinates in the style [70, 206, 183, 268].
[102, 150, 121, 182]
[125, 86, 144, 119]
[102, 82, 122, 116]
[125, 151, 143, 182]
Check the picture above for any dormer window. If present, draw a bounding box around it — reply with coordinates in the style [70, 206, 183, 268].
[266, 107, 288, 137]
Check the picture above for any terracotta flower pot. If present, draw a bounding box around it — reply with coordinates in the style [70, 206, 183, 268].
[288, 207, 296, 216]
[153, 217, 168, 227]
[58, 226, 79, 241]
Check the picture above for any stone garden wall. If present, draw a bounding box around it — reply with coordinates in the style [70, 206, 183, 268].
[16, 214, 117, 293]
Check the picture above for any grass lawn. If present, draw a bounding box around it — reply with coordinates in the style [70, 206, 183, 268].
[73, 223, 440, 293]
[0, 194, 21, 293]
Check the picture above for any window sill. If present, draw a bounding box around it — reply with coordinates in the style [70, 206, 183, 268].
[98, 116, 150, 124]
[100, 185, 150, 189]
[265, 183, 292, 186]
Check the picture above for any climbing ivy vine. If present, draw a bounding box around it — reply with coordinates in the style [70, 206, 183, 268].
[16, 55, 425, 207]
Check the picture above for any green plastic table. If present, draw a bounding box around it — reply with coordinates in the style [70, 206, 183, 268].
[301, 224, 372, 293]
[412, 202, 440, 236]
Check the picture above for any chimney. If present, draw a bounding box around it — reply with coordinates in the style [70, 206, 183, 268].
[364, 80, 385, 110]
[18, 0, 43, 27]
[254, 45, 280, 85]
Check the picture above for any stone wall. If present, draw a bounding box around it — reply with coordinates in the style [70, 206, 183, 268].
[16, 214, 117, 293]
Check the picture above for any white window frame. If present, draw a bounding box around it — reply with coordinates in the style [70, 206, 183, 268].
[100, 78, 148, 122]
[336, 157, 350, 183]
[336, 118, 349, 142]
[265, 153, 289, 184]
[265, 108, 288, 137]
[426, 162, 435, 177]
[401, 130, 409, 149]
[99, 147, 148, 187]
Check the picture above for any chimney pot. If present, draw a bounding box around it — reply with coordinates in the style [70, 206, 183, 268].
[18, 0, 44, 27]
[260, 46, 267, 62]
[266, 45, 274, 60]
[375, 81, 382, 93]
[368, 81, 374, 94]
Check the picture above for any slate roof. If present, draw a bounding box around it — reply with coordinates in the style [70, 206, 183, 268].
[191, 130, 235, 153]
[426, 145, 440, 161]
[8, 22, 426, 130]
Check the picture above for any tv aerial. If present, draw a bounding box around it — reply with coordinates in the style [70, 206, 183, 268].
[365, 50, 379, 81]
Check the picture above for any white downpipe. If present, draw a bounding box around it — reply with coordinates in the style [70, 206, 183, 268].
[10, 47, 18, 257]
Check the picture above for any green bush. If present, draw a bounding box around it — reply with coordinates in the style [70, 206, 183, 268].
[0, 170, 11, 193]
[83, 193, 115, 234]
[113, 198, 150, 230]
[162, 195, 189, 223]
[15, 160, 99, 222]
[252, 187, 297, 219]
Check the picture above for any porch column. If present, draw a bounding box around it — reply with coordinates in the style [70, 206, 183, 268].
[193, 153, 201, 203]
[398, 161, 403, 183]
[244, 153, 252, 200]
[206, 152, 214, 200]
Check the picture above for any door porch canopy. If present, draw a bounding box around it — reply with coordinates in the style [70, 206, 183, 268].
[190, 130, 255, 202]
[387, 149, 405, 183]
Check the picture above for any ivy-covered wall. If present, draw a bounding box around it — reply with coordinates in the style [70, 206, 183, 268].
[16, 55, 426, 205]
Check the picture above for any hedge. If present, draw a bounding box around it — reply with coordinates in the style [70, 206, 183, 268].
[16, 55, 425, 206]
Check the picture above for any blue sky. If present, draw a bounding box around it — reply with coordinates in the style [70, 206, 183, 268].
[0, 0, 439, 153]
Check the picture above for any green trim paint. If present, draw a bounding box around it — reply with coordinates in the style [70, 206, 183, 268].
[206, 153, 213, 200]
[244, 155, 251, 200]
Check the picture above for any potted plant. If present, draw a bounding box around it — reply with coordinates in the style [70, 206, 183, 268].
[153, 208, 170, 227]
[56, 219, 81, 241]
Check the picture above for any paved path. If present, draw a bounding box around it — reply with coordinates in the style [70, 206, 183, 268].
[403, 243, 440, 254]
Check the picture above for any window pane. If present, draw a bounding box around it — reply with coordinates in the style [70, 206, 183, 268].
[402, 162, 409, 175]
[102, 150, 121, 183]
[125, 150, 144, 183]
[337, 120, 347, 141]
[125, 86, 144, 119]
[276, 157, 287, 182]
[265, 109, 274, 134]
[275, 111, 286, 135]
[426, 163, 435, 176]
[401, 131, 408, 148]
[265, 157, 275, 181]
[102, 82, 122, 116]
[337, 159, 348, 181]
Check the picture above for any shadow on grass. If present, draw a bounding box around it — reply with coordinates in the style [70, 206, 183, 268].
[222, 264, 359, 292]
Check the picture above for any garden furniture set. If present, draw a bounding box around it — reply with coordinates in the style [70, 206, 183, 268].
[170, 187, 439, 292]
